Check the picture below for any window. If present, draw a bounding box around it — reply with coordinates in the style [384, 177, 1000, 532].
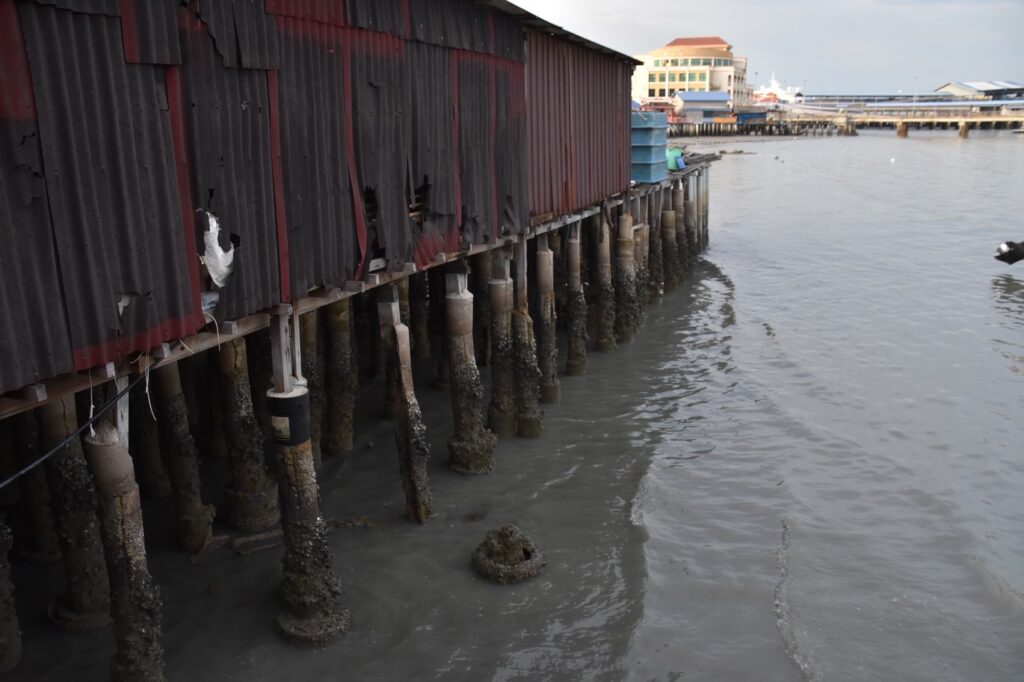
[649, 73, 656, 82]
[669, 73, 677, 82]
[688, 72, 697, 82]
[670, 59, 679, 66]
[653, 59, 661, 67]
[659, 73, 666, 82]
[702, 58, 712, 66]
[699, 72, 707, 81]
[648, 89, 656, 97]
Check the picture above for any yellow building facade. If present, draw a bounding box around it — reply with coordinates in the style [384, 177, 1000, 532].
[631, 37, 751, 105]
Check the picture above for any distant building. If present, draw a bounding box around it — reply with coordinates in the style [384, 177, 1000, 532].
[934, 81, 1024, 100]
[631, 36, 751, 107]
[673, 91, 732, 123]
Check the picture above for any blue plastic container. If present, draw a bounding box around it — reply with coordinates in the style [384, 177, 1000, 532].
[631, 128, 667, 145]
[631, 111, 667, 128]
[631, 162, 668, 184]
[631, 146, 665, 164]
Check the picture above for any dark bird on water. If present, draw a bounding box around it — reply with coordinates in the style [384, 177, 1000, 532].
[994, 241, 1024, 265]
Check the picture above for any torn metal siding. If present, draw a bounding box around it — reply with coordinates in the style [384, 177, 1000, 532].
[525, 29, 632, 218]
[179, 16, 280, 318]
[406, 40, 457, 262]
[348, 28, 413, 272]
[120, 0, 182, 66]
[408, 0, 524, 61]
[0, 0, 74, 393]
[275, 17, 357, 295]
[197, 0, 279, 70]
[494, 62, 527, 236]
[19, 3, 199, 371]
[456, 54, 494, 246]
[345, 0, 406, 36]
[264, 0, 345, 27]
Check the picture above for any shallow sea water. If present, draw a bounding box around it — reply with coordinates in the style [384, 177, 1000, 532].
[11, 130, 1024, 681]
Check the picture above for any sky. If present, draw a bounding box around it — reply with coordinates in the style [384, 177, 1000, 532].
[509, 0, 1024, 95]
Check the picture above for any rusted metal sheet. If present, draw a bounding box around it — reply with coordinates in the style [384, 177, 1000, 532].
[19, 3, 200, 372]
[274, 17, 357, 296]
[0, 0, 74, 393]
[0, 0, 631, 399]
[178, 14, 281, 316]
[525, 29, 632, 218]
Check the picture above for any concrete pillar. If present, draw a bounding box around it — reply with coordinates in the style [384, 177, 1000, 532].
[409, 272, 432, 361]
[676, 184, 693, 264]
[265, 307, 347, 645]
[37, 395, 110, 630]
[444, 269, 497, 474]
[82, 423, 164, 681]
[323, 298, 355, 457]
[153, 363, 215, 554]
[958, 121, 969, 139]
[594, 216, 616, 352]
[662, 203, 680, 292]
[513, 239, 543, 437]
[0, 520, 20, 673]
[702, 168, 710, 250]
[565, 222, 588, 376]
[634, 219, 650, 307]
[219, 338, 280, 533]
[647, 191, 664, 302]
[487, 252, 516, 437]
[470, 252, 492, 367]
[534, 234, 560, 403]
[614, 212, 640, 343]
[128, 388, 171, 499]
[428, 266, 450, 387]
[11, 411, 60, 562]
[246, 329, 274, 436]
[299, 311, 324, 468]
[378, 288, 435, 518]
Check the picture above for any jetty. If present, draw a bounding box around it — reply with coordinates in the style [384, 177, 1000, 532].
[0, 0, 711, 676]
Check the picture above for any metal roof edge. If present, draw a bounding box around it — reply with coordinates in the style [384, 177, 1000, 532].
[477, 0, 643, 65]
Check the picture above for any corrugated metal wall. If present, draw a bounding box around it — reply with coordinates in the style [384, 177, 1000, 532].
[0, 0, 632, 395]
[525, 29, 632, 219]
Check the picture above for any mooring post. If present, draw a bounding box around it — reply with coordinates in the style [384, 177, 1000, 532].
[443, 264, 497, 474]
[701, 167, 710, 250]
[0, 520, 20, 673]
[488, 250, 517, 436]
[323, 298, 355, 456]
[36, 395, 111, 631]
[153, 363, 215, 554]
[662, 191, 679, 292]
[218, 338, 280, 533]
[675, 182, 691, 266]
[634, 208, 650, 309]
[513, 238, 543, 437]
[534, 234, 560, 403]
[11, 411, 61, 562]
[428, 266, 450, 388]
[298, 311, 325, 467]
[614, 210, 639, 343]
[594, 215, 617, 352]
[127, 387, 171, 499]
[896, 121, 909, 138]
[470, 252, 492, 367]
[409, 272, 432, 360]
[958, 121, 969, 139]
[82, 422, 164, 681]
[266, 306, 348, 645]
[565, 221, 588, 376]
[376, 286, 434, 519]
[648, 188, 665, 301]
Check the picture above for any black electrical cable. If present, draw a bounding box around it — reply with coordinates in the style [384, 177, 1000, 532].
[0, 340, 183, 492]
